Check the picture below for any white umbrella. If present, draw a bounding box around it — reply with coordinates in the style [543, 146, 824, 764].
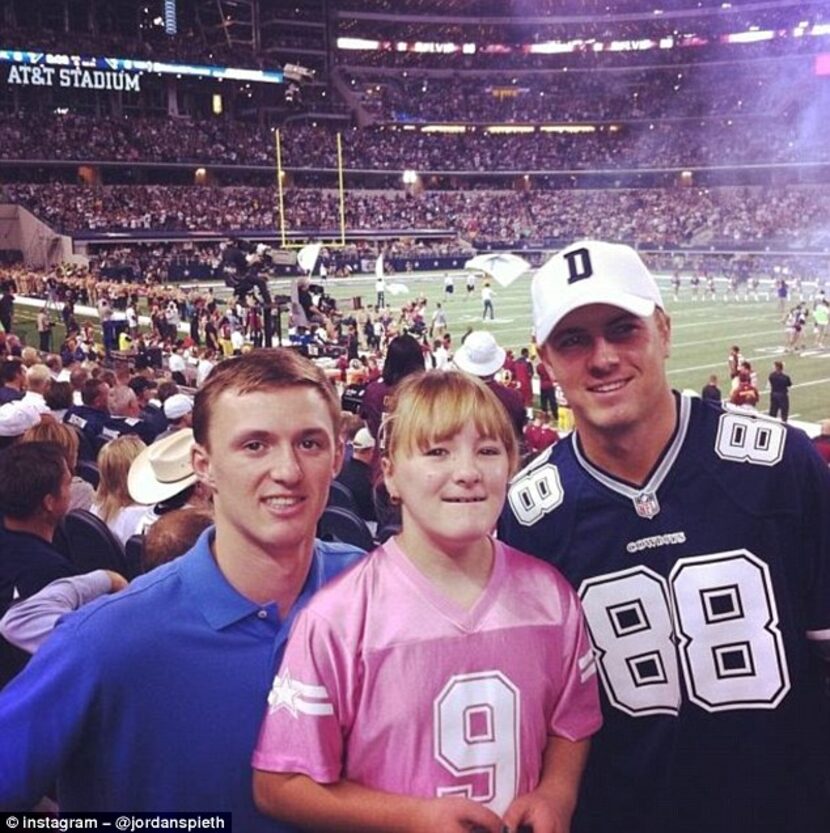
[464, 252, 531, 288]
[375, 253, 385, 279]
[297, 242, 322, 275]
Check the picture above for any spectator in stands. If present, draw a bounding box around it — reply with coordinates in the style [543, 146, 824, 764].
[524, 411, 561, 456]
[0, 442, 76, 685]
[513, 348, 534, 411]
[44, 354, 68, 383]
[22, 421, 94, 513]
[142, 508, 214, 572]
[128, 376, 167, 437]
[44, 381, 73, 423]
[63, 378, 111, 448]
[813, 419, 830, 465]
[91, 436, 150, 546]
[335, 427, 377, 525]
[360, 333, 426, 442]
[20, 365, 51, 415]
[157, 393, 194, 441]
[0, 399, 41, 450]
[68, 367, 88, 406]
[20, 348, 39, 369]
[0, 349, 364, 823]
[453, 330, 527, 438]
[127, 429, 201, 533]
[107, 385, 158, 445]
[0, 509, 214, 658]
[0, 359, 27, 405]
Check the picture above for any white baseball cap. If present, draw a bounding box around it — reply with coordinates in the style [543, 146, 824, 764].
[453, 331, 506, 378]
[532, 240, 664, 344]
[163, 393, 193, 421]
[352, 427, 376, 451]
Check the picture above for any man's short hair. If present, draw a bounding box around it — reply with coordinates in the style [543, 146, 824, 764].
[109, 385, 139, 416]
[0, 442, 67, 519]
[44, 354, 63, 373]
[128, 377, 158, 399]
[69, 367, 88, 390]
[44, 381, 73, 411]
[26, 364, 51, 394]
[81, 378, 109, 408]
[193, 349, 340, 448]
[142, 508, 214, 572]
[157, 381, 180, 403]
[1, 358, 24, 385]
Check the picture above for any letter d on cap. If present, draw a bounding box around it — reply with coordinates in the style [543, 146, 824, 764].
[565, 247, 593, 284]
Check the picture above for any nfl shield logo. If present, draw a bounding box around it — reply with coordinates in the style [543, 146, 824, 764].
[633, 492, 660, 519]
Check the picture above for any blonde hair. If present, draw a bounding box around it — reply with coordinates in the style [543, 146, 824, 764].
[22, 420, 80, 472]
[94, 435, 147, 522]
[383, 371, 519, 474]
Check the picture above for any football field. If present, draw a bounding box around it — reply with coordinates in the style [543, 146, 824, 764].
[7, 270, 828, 424]
[323, 271, 830, 425]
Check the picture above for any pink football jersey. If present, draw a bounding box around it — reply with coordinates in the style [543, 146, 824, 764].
[253, 539, 601, 815]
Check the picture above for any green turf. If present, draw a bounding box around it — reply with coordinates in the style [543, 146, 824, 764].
[322, 272, 830, 425]
[7, 272, 827, 423]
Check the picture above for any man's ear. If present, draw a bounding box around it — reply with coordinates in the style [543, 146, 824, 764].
[538, 341, 557, 377]
[42, 491, 59, 517]
[657, 310, 672, 359]
[191, 443, 216, 490]
[332, 437, 345, 477]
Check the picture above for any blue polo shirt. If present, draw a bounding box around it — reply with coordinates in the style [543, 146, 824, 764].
[0, 529, 364, 826]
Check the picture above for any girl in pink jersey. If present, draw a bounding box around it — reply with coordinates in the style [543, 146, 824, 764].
[253, 371, 601, 833]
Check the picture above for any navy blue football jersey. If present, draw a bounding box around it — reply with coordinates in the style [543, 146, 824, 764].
[501, 394, 830, 833]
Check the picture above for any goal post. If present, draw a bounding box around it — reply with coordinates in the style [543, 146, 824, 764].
[274, 129, 347, 249]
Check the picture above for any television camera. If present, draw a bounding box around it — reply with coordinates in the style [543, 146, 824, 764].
[219, 238, 293, 306]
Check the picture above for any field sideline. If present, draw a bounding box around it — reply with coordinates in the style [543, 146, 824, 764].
[322, 270, 830, 424]
[6, 269, 828, 423]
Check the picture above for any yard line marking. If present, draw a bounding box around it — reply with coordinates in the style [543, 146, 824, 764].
[673, 329, 783, 348]
[788, 377, 830, 391]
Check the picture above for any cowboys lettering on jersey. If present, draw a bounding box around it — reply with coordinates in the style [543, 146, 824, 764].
[501, 394, 830, 833]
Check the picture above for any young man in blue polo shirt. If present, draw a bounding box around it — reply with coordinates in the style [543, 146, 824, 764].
[0, 349, 364, 829]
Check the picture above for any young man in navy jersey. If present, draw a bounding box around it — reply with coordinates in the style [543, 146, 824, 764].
[501, 240, 830, 833]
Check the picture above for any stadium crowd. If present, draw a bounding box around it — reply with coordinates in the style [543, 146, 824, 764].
[7, 183, 830, 251]
[348, 63, 818, 124]
[1, 113, 826, 171]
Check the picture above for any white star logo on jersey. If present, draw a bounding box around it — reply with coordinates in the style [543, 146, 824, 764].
[267, 669, 334, 719]
[267, 670, 302, 718]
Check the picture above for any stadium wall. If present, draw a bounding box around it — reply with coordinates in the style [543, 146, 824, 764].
[0, 204, 74, 269]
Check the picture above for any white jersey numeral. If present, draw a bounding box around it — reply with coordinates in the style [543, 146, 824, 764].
[716, 412, 786, 466]
[580, 551, 790, 717]
[433, 671, 520, 815]
[508, 463, 564, 525]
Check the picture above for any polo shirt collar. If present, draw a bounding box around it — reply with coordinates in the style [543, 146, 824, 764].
[178, 527, 325, 631]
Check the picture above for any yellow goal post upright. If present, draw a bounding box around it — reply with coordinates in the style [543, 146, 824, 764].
[274, 129, 348, 250]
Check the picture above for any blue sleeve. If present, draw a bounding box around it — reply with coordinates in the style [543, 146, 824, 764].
[0, 612, 99, 809]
